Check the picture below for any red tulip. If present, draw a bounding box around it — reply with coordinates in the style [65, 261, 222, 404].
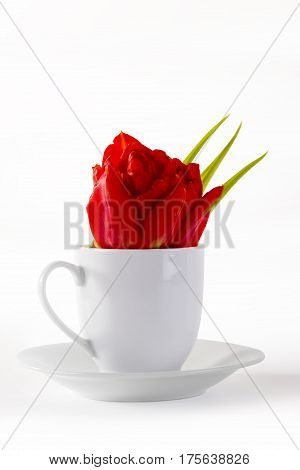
[172, 185, 223, 247]
[87, 132, 223, 248]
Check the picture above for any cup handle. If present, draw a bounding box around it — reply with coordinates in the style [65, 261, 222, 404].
[38, 261, 93, 355]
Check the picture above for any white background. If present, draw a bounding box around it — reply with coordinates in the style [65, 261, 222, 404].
[0, 0, 299, 468]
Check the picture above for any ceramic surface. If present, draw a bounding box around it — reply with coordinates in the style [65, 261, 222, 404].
[18, 339, 264, 402]
[39, 247, 204, 372]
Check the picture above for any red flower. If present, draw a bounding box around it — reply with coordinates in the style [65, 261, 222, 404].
[87, 132, 223, 248]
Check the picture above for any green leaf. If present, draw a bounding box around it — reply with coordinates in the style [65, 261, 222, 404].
[183, 115, 229, 165]
[202, 122, 242, 191]
[212, 151, 268, 209]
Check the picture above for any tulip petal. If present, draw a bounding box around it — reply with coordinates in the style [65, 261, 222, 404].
[102, 132, 142, 168]
[183, 115, 229, 164]
[87, 166, 142, 248]
[142, 185, 187, 248]
[92, 164, 104, 186]
[202, 122, 242, 191]
[117, 131, 142, 150]
[188, 186, 224, 246]
[171, 186, 223, 247]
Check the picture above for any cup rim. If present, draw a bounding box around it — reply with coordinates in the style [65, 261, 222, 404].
[79, 245, 204, 254]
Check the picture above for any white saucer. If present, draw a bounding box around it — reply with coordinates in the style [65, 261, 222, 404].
[18, 340, 264, 402]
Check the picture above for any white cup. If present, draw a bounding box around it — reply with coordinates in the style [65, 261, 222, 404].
[39, 247, 204, 372]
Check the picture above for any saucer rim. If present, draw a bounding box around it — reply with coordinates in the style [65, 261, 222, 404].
[18, 339, 265, 379]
